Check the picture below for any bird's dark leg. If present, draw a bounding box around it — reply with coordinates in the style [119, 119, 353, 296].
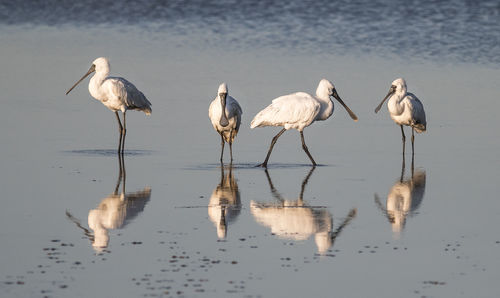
[300, 131, 317, 166]
[400, 125, 406, 155]
[219, 133, 225, 164]
[121, 111, 127, 154]
[115, 111, 123, 154]
[258, 128, 286, 168]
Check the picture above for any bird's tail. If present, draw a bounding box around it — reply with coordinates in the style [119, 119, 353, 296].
[250, 110, 269, 128]
[412, 123, 426, 133]
[250, 118, 259, 129]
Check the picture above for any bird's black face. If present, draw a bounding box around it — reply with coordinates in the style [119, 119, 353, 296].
[389, 85, 396, 95]
[330, 88, 339, 99]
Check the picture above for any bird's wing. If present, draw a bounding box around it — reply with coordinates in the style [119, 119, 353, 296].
[227, 96, 243, 130]
[227, 96, 243, 116]
[208, 98, 217, 120]
[109, 77, 152, 114]
[251, 92, 320, 128]
[406, 93, 426, 130]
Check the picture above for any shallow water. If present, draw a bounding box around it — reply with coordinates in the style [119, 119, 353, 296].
[1, 1, 500, 297]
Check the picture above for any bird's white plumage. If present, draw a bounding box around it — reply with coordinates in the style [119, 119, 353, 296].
[251, 92, 321, 131]
[208, 83, 242, 143]
[66, 57, 152, 153]
[385, 78, 426, 133]
[88, 57, 152, 115]
[250, 79, 357, 167]
[251, 79, 337, 132]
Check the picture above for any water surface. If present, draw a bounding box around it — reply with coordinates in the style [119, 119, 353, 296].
[1, 1, 500, 297]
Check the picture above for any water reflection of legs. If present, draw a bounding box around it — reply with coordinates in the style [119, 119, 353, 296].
[255, 167, 356, 254]
[374, 151, 426, 235]
[219, 133, 225, 164]
[209, 164, 241, 239]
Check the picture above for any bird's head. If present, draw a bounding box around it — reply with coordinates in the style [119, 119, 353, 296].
[66, 57, 110, 95]
[375, 77, 407, 114]
[92, 57, 110, 74]
[318, 79, 358, 121]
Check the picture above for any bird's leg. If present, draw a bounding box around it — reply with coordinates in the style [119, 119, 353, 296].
[121, 111, 127, 154]
[400, 125, 406, 155]
[219, 133, 225, 164]
[115, 112, 123, 154]
[300, 131, 317, 166]
[258, 128, 286, 168]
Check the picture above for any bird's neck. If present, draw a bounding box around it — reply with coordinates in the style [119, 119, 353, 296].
[88, 71, 108, 99]
[315, 95, 334, 121]
[388, 90, 406, 113]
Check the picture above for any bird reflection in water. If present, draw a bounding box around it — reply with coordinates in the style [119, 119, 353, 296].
[251, 167, 356, 254]
[66, 154, 151, 251]
[208, 166, 241, 239]
[375, 155, 426, 236]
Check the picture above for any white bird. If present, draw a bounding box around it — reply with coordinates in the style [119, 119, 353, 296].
[375, 78, 426, 153]
[208, 83, 242, 163]
[251, 79, 358, 167]
[66, 57, 152, 154]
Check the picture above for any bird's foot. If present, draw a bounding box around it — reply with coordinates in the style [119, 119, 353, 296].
[255, 163, 268, 168]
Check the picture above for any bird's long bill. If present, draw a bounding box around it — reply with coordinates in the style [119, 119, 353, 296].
[375, 89, 394, 113]
[219, 93, 229, 127]
[333, 91, 358, 121]
[66, 64, 95, 95]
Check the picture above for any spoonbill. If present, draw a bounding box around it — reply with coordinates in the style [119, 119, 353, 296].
[251, 79, 358, 167]
[208, 83, 242, 163]
[375, 78, 426, 154]
[66, 57, 152, 154]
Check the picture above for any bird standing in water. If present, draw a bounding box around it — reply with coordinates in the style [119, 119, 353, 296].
[208, 83, 242, 164]
[375, 78, 426, 154]
[66, 57, 152, 154]
[251, 79, 358, 167]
